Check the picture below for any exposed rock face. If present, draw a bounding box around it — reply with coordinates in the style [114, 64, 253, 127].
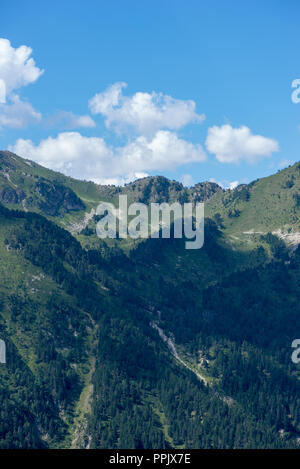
[0, 187, 26, 204]
[35, 181, 85, 216]
[0, 151, 16, 171]
[128, 176, 223, 205]
[137, 176, 173, 204]
[191, 182, 223, 202]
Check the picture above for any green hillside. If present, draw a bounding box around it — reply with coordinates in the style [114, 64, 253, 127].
[0, 151, 222, 236]
[3, 150, 300, 255]
[206, 161, 300, 251]
[0, 153, 299, 449]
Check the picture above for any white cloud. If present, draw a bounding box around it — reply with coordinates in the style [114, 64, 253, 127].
[278, 158, 292, 170]
[46, 111, 96, 129]
[89, 82, 125, 115]
[0, 94, 41, 128]
[118, 130, 206, 173]
[11, 130, 206, 184]
[11, 132, 112, 176]
[229, 181, 239, 190]
[0, 38, 43, 103]
[181, 174, 194, 187]
[0, 79, 5, 103]
[93, 172, 149, 186]
[206, 124, 279, 163]
[89, 82, 205, 136]
[0, 38, 43, 128]
[209, 178, 239, 190]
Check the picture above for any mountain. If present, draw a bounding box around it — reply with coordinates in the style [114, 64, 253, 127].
[0, 150, 222, 219]
[0, 151, 299, 449]
[206, 162, 300, 249]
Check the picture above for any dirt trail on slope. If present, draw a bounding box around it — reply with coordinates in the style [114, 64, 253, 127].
[3, 172, 18, 188]
[151, 321, 207, 385]
[68, 208, 96, 234]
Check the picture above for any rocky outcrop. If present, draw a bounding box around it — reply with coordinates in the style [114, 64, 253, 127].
[35, 180, 85, 216]
[191, 182, 223, 202]
[0, 187, 26, 204]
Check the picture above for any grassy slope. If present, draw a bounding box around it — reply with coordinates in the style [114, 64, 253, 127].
[0, 152, 299, 448]
[0, 151, 222, 239]
[3, 150, 300, 256]
[206, 162, 300, 236]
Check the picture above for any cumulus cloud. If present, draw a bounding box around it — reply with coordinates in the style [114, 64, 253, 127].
[0, 38, 43, 103]
[181, 174, 194, 187]
[93, 172, 149, 186]
[206, 124, 279, 163]
[229, 181, 239, 190]
[0, 38, 43, 128]
[46, 110, 96, 129]
[11, 130, 206, 184]
[0, 79, 5, 103]
[209, 178, 239, 190]
[88, 82, 205, 136]
[118, 130, 206, 172]
[11, 132, 112, 176]
[0, 95, 42, 128]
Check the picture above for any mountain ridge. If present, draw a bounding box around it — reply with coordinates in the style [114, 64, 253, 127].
[0, 150, 299, 449]
[2, 150, 300, 253]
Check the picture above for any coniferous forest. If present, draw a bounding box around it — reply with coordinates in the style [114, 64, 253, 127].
[0, 152, 299, 449]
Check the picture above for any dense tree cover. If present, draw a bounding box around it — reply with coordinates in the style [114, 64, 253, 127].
[0, 334, 66, 448]
[0, 202, 299, 448]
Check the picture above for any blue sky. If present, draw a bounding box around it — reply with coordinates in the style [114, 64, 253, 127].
[1, 0, 300, 187]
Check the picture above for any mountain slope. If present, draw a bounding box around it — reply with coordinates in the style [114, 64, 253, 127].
[0, 151, 222, 234]
[206, 161, 300, 250]
[0, 153, 299, 449]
